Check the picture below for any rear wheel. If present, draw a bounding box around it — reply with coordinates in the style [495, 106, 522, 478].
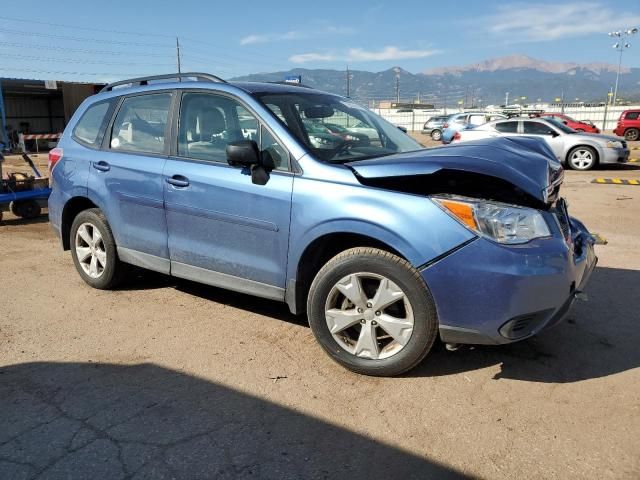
[567, 146, 597, 171]
[625, 128, 639, 141]
[70, 208, 126, 289]
[430, 129, 442, 141]
[307, 247, 438, 376]
[575, 128, 585, 132]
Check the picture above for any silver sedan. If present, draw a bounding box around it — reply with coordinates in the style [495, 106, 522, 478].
[455, 117, 630, 170]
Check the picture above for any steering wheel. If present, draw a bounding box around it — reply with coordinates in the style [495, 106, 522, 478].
[332, 137, 359, 158]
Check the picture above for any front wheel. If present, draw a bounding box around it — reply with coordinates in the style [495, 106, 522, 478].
[70, 208, 126, 289]
[430, 129, 442, 141]
[567, 146, 597, 171]
[307, 247, 438, 376]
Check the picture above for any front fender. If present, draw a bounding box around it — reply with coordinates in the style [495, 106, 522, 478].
[287, 175, 476, 282]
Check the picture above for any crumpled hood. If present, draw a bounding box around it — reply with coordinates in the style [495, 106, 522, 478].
[346, 136, 563, 203]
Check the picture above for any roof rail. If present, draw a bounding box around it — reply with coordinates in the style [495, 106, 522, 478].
[100, 72, 226, 93]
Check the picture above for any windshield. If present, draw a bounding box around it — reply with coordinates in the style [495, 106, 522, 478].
[542, 117, 576, 134]
[254, 92, 422, 163]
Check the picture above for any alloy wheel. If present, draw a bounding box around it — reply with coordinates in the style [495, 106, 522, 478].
[569, 149, 594, 170]
[75, 222, 107, 278]
[324, 272, 414, 360]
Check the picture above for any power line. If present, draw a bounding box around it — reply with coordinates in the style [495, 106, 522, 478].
[0, 41, 173, 58]
[0, 52, 173, 67]
[0, 27, 172, 48]
[0, 15, 175, 38]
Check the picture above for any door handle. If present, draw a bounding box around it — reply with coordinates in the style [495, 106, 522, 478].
[166, 175, 190, 188]
[92, 161, 110, 172]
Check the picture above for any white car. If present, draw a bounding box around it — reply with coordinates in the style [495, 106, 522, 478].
[454, 117, 630, 170]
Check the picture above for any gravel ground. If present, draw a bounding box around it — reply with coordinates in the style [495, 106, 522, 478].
[1, 147, 639, 479]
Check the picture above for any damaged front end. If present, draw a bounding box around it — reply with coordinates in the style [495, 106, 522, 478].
[347, 136, 564, 209]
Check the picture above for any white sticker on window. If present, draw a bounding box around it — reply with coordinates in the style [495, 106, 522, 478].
[111, 138, 120, 148]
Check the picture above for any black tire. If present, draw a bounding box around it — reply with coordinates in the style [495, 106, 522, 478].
[566, 145, 598, 171]
[10, 200, 41, 219]
[575, 128, 585, 133]
[625, 128, 639, 141]
[307, 247, 438, 376]
[70, 208, 127, 289]
[430, 129, 442, 141]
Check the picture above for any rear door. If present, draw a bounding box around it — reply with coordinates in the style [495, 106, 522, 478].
[163, 91, 293, 299]
[88, 91, 174, 272]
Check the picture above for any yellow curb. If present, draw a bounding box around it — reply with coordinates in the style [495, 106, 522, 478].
[591, 178, 640, 185]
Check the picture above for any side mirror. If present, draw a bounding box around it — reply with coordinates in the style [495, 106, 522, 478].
[226, 140, 259, 167]
[562, 121, 568, 125]
[550, 130, 559, 137]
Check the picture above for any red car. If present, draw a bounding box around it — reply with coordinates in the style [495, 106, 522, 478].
[613, 110, 640, 141]
[536, 113, 600, 133]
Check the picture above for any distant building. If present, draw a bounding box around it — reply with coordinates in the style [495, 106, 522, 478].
[0, 78, 104, 149]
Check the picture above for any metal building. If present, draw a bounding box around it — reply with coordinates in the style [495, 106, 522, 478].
[0, 78, 104, 150]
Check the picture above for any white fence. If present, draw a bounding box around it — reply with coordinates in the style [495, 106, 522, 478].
[373, 105, 640, 133]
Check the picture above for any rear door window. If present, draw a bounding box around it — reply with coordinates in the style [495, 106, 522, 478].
[110, 93, 172, 155]
[625, 112, 639, 120]
[495, 121, 519, 133]
[523, 121, 555, 135]
[73, 100, 114, 147]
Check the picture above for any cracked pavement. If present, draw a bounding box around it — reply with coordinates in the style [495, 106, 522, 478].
[1, 156, 639, 479]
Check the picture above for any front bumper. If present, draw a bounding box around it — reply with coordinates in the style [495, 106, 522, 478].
[421, 212, 597, 345]
[601, 147, 630, 164]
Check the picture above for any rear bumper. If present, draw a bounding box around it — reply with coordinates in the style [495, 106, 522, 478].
[421, 215, 597, 345]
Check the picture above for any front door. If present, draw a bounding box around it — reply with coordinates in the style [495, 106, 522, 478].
[521, 120, 565, 160]
[164, 91, 293, 300]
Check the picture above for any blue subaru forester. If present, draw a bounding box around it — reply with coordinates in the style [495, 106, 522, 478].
[48, 73, 596, 376]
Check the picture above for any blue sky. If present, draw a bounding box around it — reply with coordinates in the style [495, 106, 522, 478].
[1, 0, 639, 81]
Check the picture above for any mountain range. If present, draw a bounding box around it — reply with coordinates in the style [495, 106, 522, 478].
[232, 55, 640, 106]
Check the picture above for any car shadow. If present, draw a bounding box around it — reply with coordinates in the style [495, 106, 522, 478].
[0, 213, 49, 226]
[0, 361, 467, 479]
[408, 266, 640, 382]
[116, 265, 640, 384]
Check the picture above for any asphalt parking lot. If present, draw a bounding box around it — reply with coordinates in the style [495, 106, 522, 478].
[1, 148, 639, 479]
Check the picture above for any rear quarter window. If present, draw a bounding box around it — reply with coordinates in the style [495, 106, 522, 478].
[625, 111, 639, 120]
[72, 99, 114, 147]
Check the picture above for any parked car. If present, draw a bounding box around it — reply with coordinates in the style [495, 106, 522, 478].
[323, 123, 370, 144]
[346, 121, 381, 142]
[454, 117, 629, 170]
[421, 115, 449, 141]
[613, 109, 640, 141]
[441, 112, 507, 143]
[49, 73, 596, 376]
[534, 113, 600, 133]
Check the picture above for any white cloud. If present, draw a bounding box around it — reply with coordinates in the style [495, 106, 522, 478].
[240, 31, 303, 45]
[240, 26, 354, 45]
[289, 46, 440, 64]
[486, 2, 640, 41]
[289, 52, 337, 63]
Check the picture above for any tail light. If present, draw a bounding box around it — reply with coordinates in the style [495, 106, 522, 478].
[48, 148, 63, 173]
[453, 131, 461, 141]
[48, 148, 63, 186]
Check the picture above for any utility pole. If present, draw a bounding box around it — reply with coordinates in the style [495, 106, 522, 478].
[176, 37, 182, 75]
[346, 66, 351, 98]
[394, 67, 400, 104]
